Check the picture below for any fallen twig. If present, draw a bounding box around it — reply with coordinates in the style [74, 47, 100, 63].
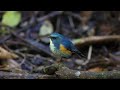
[82, 45, 92, 65]
[72, 35, 120, 47]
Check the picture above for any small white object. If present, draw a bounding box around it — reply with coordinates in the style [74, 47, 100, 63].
[75, 59, 84, 65]
[39, 20, 53, 36]
[77, 66, 82, 70]
[75, 71, 81, 77]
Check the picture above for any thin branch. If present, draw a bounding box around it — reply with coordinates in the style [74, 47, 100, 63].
[11, 32, 52, 57]
[56, 16, 61, 32]
[65, 12, 82, 21]
[82, 45, 92, 65]
[68, 15, 75, 29]
[38, 11, 64, 22]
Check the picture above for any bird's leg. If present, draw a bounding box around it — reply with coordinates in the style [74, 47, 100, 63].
[0, 60, 10, 71]
[56, 57, 62, 63]
[0, 60, 8, 68]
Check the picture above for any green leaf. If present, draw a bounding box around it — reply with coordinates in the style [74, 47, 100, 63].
[2, 11, 21, 27]
[0, 27, 9, 35]
[39, 20, 53, 36]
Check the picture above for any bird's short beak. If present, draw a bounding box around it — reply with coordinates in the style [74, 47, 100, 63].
[48, 36, 51, 38]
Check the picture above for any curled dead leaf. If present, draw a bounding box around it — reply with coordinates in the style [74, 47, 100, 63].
[88, 67, 106, 72]
[0, 47, 18, 60]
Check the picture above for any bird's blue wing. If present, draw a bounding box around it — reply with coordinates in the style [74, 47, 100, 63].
[61, 37, 85, 57]
[61, 37, 76, 52]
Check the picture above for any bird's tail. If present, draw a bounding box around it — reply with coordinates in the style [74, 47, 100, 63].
[76, 50, 86, 58]
[71, 45, 86, 58]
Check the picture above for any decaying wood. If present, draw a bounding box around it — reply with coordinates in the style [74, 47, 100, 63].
[55, 67, 120, 79]
[42, 64, 120, 79]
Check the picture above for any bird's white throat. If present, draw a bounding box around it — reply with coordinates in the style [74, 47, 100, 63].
[49, 39, 56, 52]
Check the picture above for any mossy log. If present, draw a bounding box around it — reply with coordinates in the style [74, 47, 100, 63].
[0, 64, 120, 79]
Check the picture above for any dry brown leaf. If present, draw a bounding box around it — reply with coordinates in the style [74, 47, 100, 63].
[80, 11, 93, 25]
[88, 67, 106, 72]
[0, 59, 23, 72]
[1, 59, 22, 72]
[0, 47, 18, 60]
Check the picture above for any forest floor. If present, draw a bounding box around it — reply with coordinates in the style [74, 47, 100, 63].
[0, 11, 120, 79]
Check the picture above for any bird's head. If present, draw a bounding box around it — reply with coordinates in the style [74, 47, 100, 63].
[48, 33, 64, 47]
[48, 33, 63, 41]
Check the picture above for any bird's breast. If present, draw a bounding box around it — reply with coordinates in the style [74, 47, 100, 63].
[59, 44, 72, 55]
[50, 39, 61, 57]
[50, 39, 55, 53]
[49, 39, 72, 58]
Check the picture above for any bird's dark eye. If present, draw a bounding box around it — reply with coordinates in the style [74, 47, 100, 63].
[51, 37, 57, 39]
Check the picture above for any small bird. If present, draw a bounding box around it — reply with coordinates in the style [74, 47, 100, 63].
[48, 33, 85, 62]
